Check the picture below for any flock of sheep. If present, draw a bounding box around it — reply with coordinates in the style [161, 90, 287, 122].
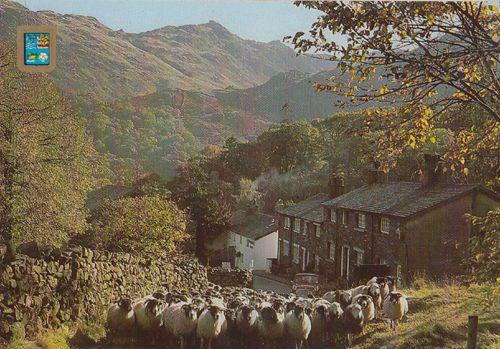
[106, 276, 408, 349]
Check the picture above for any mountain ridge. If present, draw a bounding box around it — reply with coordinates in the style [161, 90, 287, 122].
[0, 0, 334, 98]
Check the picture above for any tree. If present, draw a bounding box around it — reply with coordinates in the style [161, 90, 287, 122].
[466, 208, 500, 283]
[169, 155, 234, 263]
[288, 2, 499, 179]
[89, 195, 188, 257]
[257, 120, 322, 173]
[0, 42, 102, 260]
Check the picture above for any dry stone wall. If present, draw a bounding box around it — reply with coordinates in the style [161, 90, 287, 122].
[0, 245, 207, 339]
[207, 267, 253, 288]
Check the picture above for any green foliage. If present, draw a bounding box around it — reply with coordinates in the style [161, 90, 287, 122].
[169, 155, 234, 262]
[290, 2, 499, 178]
[466, 208, 500, 283]
[89, 195, 188, 257]
[0, 42, 103, 256]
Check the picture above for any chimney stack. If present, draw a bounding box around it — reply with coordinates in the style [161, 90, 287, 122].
[420, 154, 442, 186]
[328, 172, 345, 198]
[366, 160, 387, 185]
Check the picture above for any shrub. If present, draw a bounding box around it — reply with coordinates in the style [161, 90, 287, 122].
[89, 195, 189, 257]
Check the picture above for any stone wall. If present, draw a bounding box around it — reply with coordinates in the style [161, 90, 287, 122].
[207, 267, 253, 288]
[0, 245, 208, 339]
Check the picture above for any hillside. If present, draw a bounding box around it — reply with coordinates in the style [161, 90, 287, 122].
[0, 0, 333, 98]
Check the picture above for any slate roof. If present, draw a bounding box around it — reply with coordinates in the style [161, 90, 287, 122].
[276, 193, 330, 223]
[230, 210, 278, 240]
[322, 182, 492, 218]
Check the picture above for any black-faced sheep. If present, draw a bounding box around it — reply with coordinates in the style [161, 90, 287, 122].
[352, 294, 375, 334]
[133, 297, 164, 345]
[106, 298, 135, 344]
[163, 302, 198, 349]
[196, 305, 226, 349]
[257, 305, 285, 349]
[285, 304, 311, 349]
[310, 301, 329, 348]
[383, 292, 408, 331]
[342, 303, 364, 348]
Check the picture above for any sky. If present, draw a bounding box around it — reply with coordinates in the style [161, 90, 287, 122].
[12, 0, 322, 42]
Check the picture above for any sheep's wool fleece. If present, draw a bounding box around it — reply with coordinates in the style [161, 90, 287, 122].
[383, 296, 408, 321]
[107, 304, 135, 331]
[196, 309, 225, 339]
[257, 313, 285, 339]
[163, 302, 197, 337]
[285, 312, 311, 341]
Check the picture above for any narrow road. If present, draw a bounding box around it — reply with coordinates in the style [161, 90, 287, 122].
[252, 273, 292, 295]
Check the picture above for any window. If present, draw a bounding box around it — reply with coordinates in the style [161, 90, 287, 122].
[381, 217, 390, 234]
[292, 243, 300, 264]
[303, 221, 307, 236]
[328, 241, 335, 260]
[396, 226, 401, 239]
[330, 209, 337, 222]
[278, 238, 282, 260]
[239, 235, 243, 244]
[284, 217, 291, 229]
[283, 240, 289, 256]
[293, 218, 301, 233]
[315, 224, 321, 237]
[357, 213, 367, 229]
[247, 240, 254, 249]
[354, 248, 364, 265]
[341, 210, 348, 226]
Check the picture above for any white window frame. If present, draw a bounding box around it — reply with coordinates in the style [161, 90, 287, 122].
[247, 240, 255, 249]
[353, 247, 364, 265]
[328, 241, 335, 260]
[284, 216, 291, 229]
[330, 209, 337, 222]
[293, 218, 301, 233]
[357, 213, 367, 230]
[315, 255, 321, 272]
[278, 238, 282, 261]
[303, 221, 307, 236]
[292, 243, 300, 264]
[315, 223, 321, 238]
[283, 240, 289, 256]
[381, 217, 390, 234]
[341, 245, 350, 277]
[341, 210, 347, 226]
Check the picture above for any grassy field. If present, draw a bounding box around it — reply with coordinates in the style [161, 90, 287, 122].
[356, 279, 500, 349]
[8, 279, 500, 349]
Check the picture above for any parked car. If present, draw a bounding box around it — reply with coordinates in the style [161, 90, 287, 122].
[292, 273, 319, 297]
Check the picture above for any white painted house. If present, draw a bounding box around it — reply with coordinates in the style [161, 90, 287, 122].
[207, 210, 278, 272]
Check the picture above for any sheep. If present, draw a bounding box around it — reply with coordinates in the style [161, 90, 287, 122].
[133, 297, 164, 345]
[365, 283, 382, 310]
[326, 302, 344, 344]
[309, 301, 329, 348]
[196, 305, 226, 349]
[163, 302, 198, 349]
[106, 298, 135, 344]
[352, 294, 375, 334]
[285, 304, 311, 349]
[387, 276, 397, 292]
[257, 305, 285, 349]
[236, 304, 259, 334]
[323, 290, 352, 309]
[383, 292, 408, 331]
[342, 303, 364, 348]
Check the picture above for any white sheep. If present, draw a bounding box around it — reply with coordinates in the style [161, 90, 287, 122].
[257, 305, 285, 348]
[196, 305, 226, 349]
[163, 302, 198, 349]
[310, 301, 329, 347]
[133, 298, 164, 345]
[342, 303, 364, 348]
[236, 304, 259, 335]
[285, 304, 311, 349]
[383, 292, 408, 331]
[352, 294, 375, 333]
[366, 283, 382, 310]
[326, 302, 344, 341]
[106, 298, 135, 343]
